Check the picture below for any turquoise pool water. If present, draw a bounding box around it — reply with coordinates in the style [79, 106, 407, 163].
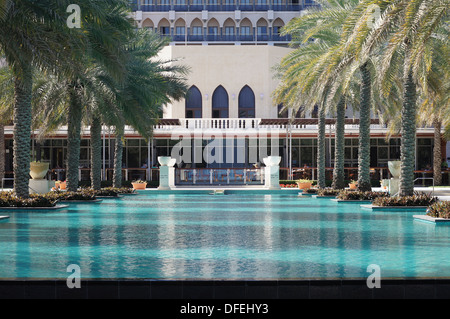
[0, 193, 449, 279]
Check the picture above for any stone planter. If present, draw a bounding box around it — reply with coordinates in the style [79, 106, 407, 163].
[132, 182, 147, 190]
[59, 181, 67, 190]
[297, 182, 312, 190]
[30, 162, 49, 180]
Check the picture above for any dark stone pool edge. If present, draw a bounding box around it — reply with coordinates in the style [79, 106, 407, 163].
[0, 279, 449, 299]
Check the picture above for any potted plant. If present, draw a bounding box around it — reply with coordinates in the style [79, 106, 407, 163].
[296, 179, 312, 190]
[132, 180, 147, 190]
[349, 180, 358, 190]
[59, 181, 67, 190]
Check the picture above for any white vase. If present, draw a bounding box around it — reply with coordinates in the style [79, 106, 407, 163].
[388, 161, 401, 178]
[30, 162, 49, 180]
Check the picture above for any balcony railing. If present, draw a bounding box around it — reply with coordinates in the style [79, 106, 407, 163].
[136, 3, 305, 12]
[167, 118, 393, 132]
[167, 33, 290, 42]
[181, 118, 260, 129]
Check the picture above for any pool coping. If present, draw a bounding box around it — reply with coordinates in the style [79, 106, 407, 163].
[0, 204, 69, 211]
[0, 216, 9, 220]
[59, 199, 103, 203]
[413, 215, 450, 224]
[361, 205, 428, 211]
[313, 195, 337, 198]
[331, 199, 373, 203]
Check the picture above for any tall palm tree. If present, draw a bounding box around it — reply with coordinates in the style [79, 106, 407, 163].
[0, 0, 132, 197]
[331, 95, 346, 189]
[0, 61, 13, 184]
[90, 115, 103, 190]
[341, 0, 448, 195]
[274, 0, 360, 189]
[109, 31, 189, 187]
[356, 61, 373, 191]
[113, 123, 125, 188]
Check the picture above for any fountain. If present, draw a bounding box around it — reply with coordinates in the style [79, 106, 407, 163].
[158, 156, 176, 190]
[263, 156, 281, 190]
[388, 160, 401, 196]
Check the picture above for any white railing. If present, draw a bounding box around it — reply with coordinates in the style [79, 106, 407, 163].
[180, 118, 260, 130]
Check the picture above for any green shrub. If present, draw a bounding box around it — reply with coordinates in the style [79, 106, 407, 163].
[103, 187, 136, 194]
[91, 187, 137, 196]
[317, 188, 340, 196]
[45, 190, 97, 201]
[0, 192, 57, 207]
[337, 190, 389, 201]
[279, 180, 297, 185]
[373, 192, 437, 207]
[426, 201, 450, 218]
[304, 188, 318, 194]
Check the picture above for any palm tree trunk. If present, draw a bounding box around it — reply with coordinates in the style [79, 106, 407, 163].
[66, 86, 82, 192]
[399, 70, 416, 196]
[113, 125, 124, 188]
[90, 116, 102, 190]
[433, 119, 442, 186]
[332, 96, 346, 189]
[0, 124, 5, 185]
[317, 104, 326, 189]
[357, 62, 372, 192]
[12, 64, 32, 198]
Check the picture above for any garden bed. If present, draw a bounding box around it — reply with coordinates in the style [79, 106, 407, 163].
[336, 190, 389, 201]
[371, 193, 437, 208]
[0, 192, 59, 208]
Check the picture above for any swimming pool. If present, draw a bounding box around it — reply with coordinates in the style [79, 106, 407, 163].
[0, 193, 449, 279]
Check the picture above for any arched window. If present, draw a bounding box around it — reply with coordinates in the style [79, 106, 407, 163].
[238, 85, 255, 118]
[185, 86, 202, 118]
[212, 86, 229, 118]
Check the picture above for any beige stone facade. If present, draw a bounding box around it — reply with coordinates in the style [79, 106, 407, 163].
[159, 44, 292, 118]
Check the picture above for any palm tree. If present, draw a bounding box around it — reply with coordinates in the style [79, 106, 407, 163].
[109, 30, 188, 188]
[356, 61, 373, 191]
[341, 0, 448, 195]
[0, 61, 13, 185]
[274, 0, 360, 189]
[90, 115, 103, 190]
[113, 123, 125, 188]
[331, 95, 346, 189]
[0, 0, 132, 197]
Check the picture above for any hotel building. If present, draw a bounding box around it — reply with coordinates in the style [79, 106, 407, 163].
[1, 0, 448, 187]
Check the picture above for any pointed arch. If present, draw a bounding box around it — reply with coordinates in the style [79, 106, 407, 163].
[157, 18, 170, 36]
[142, 18, 154, 30]
[212, 86, 229, 118]
[238, 85, 255, 118]
[185, 86, 202, 118]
